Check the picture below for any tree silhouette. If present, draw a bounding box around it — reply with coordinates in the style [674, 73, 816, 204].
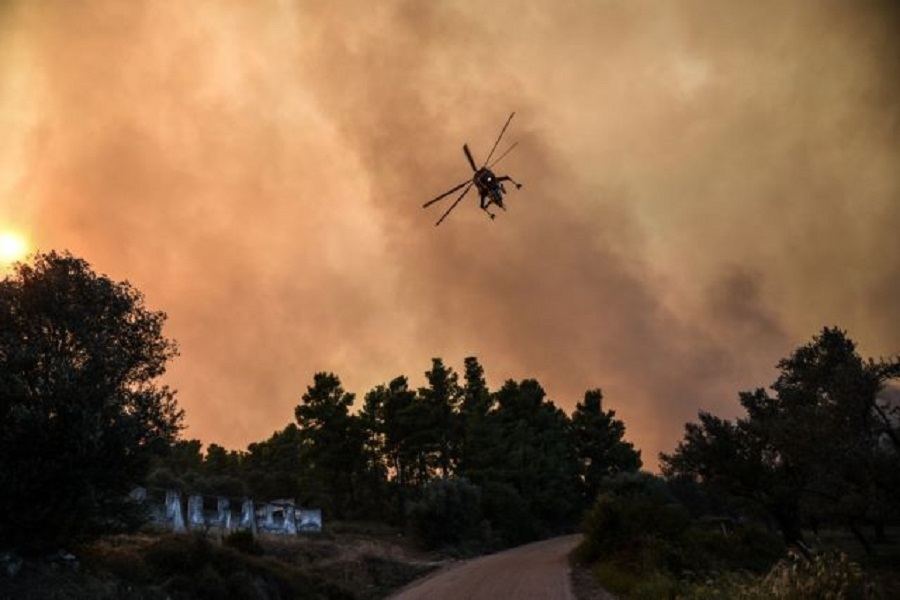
[419, 358, 461, 478]
[244, 424, 304, 501]
[662, 327, 900, 552]
[491, 379, 581, 533]
[361, 375, 420, 521]
[456, 357, 500, 485]
[571, 389, 642, 507]
[294, 372, 366, 518]
[0, 251, 182, 553]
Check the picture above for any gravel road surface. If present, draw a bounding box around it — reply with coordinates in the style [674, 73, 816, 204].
[388, 534, 582, 600]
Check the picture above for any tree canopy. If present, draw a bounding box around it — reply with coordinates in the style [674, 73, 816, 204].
[163, 356, 643, 547]
[0, 251, 182, 552]
[661, 327, 900, 552]
[571, 389, 642, 505]
[9, 248, 898, 570]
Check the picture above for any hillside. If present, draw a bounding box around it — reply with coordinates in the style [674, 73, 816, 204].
[0, 524, 439, 600]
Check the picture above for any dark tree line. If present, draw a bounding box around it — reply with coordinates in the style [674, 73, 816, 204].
[154, 356, 643, 547]
[661, 327, 900, 554]
[0, 251, 645, 554]
[35, 250, 900, 562]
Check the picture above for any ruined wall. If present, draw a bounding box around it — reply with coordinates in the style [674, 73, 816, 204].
[130, 488, 322, 535]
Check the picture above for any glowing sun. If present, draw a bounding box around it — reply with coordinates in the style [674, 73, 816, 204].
[0, 231, 30, 265]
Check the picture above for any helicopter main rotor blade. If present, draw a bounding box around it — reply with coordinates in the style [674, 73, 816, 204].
[434, 182, 474, 226]
[482, 112, 515, 167]
[423, 179, 471, 208]
[488, 141, 519, 169]
[463, 144, 478, 171]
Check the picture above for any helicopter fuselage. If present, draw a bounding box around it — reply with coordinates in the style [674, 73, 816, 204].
[474, 167, 505, 207]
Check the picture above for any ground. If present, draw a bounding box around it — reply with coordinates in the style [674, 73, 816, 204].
[0, 522, 440, 600]
[0, 527, 620, 600]
[389, 535, 582, 600]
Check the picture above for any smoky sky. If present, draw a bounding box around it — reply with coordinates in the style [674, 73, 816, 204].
[2, 0, 898, 467]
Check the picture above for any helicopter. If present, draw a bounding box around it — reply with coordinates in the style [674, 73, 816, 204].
[423, 112, 523, 226]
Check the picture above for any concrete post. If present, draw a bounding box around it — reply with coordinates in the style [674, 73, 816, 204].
[165, 490, 186, 533]
[240, 499, 257, 535]
[188, 495, 205, 529]
[284, 504, 297, 535]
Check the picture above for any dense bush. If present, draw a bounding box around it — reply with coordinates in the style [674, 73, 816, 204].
[223, 530, 264, 556]
[479, 481, 544, 546]
[143, 534, 351, 600]
[577, 472, 787, 597]
[577, 472, 690, 568]
[683, 520, 784, 574]
[407, 477, 484, 549]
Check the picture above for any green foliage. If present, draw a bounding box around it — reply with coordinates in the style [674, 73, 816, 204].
[491, 379, 582, 532]
[479, 481, 541, 546]
[0, 251, 182, 553]
[408, 477, 483, 549]
[166, 439, 205, 474]
[145, 466, 189, 492]
[571, 388, 642, 507]
[419, 358, 462, 478]
[244, 424, 304, 501]
[359, 359, 616, 546]
[456, 357, 499, 485]
[577, 472, 690, 568]
[577, 472, 786, 597]
[661, 327, 900, 550]
[592, 561, 683, 599]
[193, 474, 247, 498]
[295, 373, 368, 519]
[203, 443, 243, 478]
[682, 521, 785, 574]
[148, 439, 250, 499]
[361, 375, 425, 522]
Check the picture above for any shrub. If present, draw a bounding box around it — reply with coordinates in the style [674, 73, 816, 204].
[577, 472, 690, 568]
[142, 533, 347, 600]
[593, 561, 684, 599]
[744, 550, 874, 599]
[480, 481, 542, 546]
[223, 530, 264, 556]
[408, 478, 483, 549]
[577, 472, 788, 597]
[144, 533, 218, 576]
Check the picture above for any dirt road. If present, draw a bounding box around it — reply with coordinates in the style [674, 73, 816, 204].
[388, 534, 582, 600]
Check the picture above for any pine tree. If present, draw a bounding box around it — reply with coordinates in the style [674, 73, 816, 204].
[571, 389, 641, 507]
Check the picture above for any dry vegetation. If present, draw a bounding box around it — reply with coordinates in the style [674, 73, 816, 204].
[0, 523, 441, 600]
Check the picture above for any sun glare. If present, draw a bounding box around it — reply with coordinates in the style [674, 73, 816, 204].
[0, 231, 30, 266]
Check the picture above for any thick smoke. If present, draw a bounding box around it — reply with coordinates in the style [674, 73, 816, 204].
[1, 0, 897, 466]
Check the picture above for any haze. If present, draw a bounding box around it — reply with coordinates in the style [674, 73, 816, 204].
[2, 0, 898, 467]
